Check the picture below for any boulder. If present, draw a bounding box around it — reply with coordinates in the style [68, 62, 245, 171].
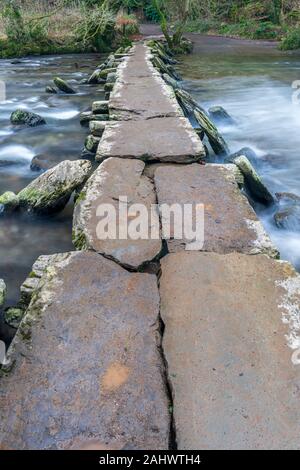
[53, 77, 76, 94]
[92, 101, 109, 114]
[10, 109, 46, 127]
[18, 159, 92, 214]
[0, 191, 19, 212]
[208, 106, 235, 125]
[84, 135, 101, 154]
[89, 121, 106, 137]
[233, 155, 274, 205]
[0, 279, 6, 307]
[106, 72, 117, 84]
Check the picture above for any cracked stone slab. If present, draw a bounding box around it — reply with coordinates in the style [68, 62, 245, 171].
[109, 43, 183, 120]
[160, 251, 300, 450]
[73, 158, 162, 270]
[96, 118, 205, 164]
[154, 163, 278, 257]
[0, 251, 169, 450]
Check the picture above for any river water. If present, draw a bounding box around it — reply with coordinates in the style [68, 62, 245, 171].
[180, 35, 300, 270]
[0, 53, 105, 327]
[1, 37, 300, 334]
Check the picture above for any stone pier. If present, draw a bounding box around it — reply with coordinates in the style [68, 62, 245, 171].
[1, 43, 300, 450]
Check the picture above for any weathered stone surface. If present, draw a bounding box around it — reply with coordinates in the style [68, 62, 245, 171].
[10, 110, 46, 127]
[89, 120, 106, 137]
[0, 279, 6, 307]
[53, 77, 76, 94]
[154, 164, 278, 257]
[96, 118, 205, 164]
[84, 134, 101, 154]
[92, 101, 109, 114]
[233, 155, 274, 205]
[20, 254, 58, 307]
[160, 251, 300, 450]
[4, 307, 24, 329]
[73, 158, 162, 269]
[0, 251, 169, 450]
[18, 160, 92, 214]
[109, 44, 183, 120]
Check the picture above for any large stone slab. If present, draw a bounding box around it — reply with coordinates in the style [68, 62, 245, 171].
[109, 44, 183, 120]
[0, 251, 169, 450]
[96, 118, 205, 164]
[154, 163, 278, 257]
[73, 158, 162, 270]
[160, 252, 300, 450]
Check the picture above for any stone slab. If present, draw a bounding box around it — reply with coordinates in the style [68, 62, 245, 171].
[154, 163, 278, 257]
[109, 43, 183, 120]
[160, 251, 300, 450]
[73, 158, 162, 270]
[96, 118, 205, 164]
[0, 251, 169, 450]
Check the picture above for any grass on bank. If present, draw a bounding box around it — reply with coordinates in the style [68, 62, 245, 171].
[0, 0, 139, 59]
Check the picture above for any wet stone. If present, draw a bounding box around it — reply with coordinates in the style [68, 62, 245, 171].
[160, 252, 300, 450]
[0, 251, 170, 450]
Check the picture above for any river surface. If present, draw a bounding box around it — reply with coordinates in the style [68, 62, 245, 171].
[180, 35, 300, 270]
[1, 36, 300, 335]
[0, 53, 105, 327]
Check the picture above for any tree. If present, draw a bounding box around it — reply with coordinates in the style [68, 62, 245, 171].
[153, 0, 191, 50]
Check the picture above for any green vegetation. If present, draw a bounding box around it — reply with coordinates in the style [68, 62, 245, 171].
[0, 0, 299, 58]
[181, 0, 300, 48]
[0, 0, 142, 58]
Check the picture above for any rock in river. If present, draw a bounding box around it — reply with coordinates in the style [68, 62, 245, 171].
[53, 77, 76, 94]
[233, 155, 274, 205]
[10, 109, 46, 127]
[208, 106, 235, 125]
[18, 160, 92, 214]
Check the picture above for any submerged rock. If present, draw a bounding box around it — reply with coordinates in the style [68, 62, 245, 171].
[0, 191, 19, 212]
[4, 307, 24, 329]
[274, 207, 300, 230]
[233, 155, 274, 205]
[53, 77, 76, 94]
[276, 192, 300, 203]
[227, 147, 258, 163]
[208, 106, 235, 125]
[0, 279, 6, 307]
[30, 154, 60, 172]
[10, 109, 46, 127]
[45, 85, 57, 94]
[18, 160, 92, 214]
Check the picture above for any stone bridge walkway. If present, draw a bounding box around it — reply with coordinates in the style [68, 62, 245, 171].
[1, 43, 300, 450]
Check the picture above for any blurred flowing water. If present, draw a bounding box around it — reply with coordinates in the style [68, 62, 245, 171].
[0, 53, 105, 315]
[180, 35, 300, 270]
